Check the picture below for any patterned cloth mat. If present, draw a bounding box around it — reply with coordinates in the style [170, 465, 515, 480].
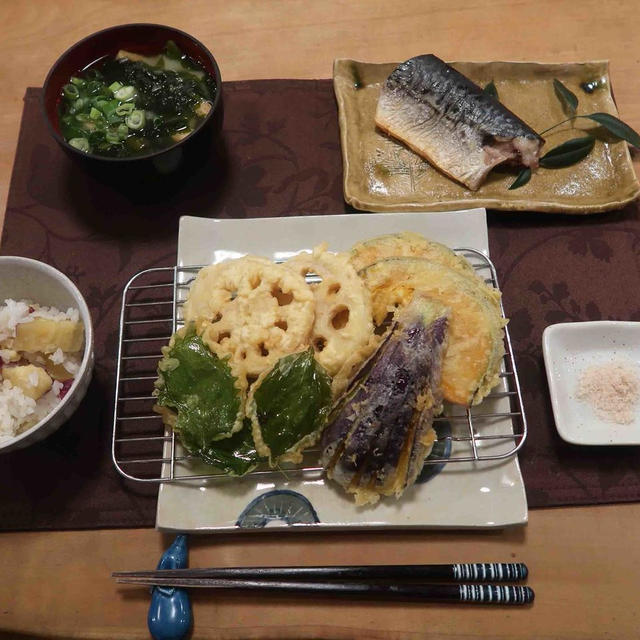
[1, 82, 640, 531]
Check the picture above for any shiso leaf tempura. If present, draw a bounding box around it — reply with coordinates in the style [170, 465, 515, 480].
[248, 348, 333, 466]
[154, 324, 258, 475]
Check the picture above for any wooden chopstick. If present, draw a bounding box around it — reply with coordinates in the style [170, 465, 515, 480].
[113, 562, 528, 583]
[113, 576, 534, 605]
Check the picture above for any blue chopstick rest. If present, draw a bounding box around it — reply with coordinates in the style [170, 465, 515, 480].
[148, 534, 192, 640]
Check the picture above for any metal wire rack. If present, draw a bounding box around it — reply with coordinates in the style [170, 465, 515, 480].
[112, 249, 527, 483]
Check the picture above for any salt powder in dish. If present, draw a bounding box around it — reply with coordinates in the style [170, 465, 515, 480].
[576, 360, 640, 424]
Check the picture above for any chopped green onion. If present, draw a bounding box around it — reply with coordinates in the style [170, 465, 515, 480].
[114, 85, 135, 101]
[117, 124, 129, 139]
[108, 81, 123, 93]
[105, 130, 121, 144]
[125, 110, 146, 130]
[115, 102, 135, 116]
[101, 99, 120, 117]
[70, 77, 85, 87]
[85, 81, 99, 96]
[89, 107, 102, 120]
[73, 97, 87, 110]
[63, 84, 80, 99]
[61, 121, 85, 141]
[68, 137, 90, 152]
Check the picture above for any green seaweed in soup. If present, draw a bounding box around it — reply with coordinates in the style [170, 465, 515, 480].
[58, 41, 216, 157]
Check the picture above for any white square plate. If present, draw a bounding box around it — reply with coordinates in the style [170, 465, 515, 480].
[543, 321, 640, 445]
[155, 209, 528, 532]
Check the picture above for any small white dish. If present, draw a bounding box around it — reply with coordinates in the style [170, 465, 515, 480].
[542, 322, 640, 445]
[0, 256, 94, 453]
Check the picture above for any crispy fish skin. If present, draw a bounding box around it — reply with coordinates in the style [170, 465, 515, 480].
[375, 54, 544, 190]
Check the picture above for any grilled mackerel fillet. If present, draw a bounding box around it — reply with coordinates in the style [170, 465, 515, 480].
[375, 54, 544, 190]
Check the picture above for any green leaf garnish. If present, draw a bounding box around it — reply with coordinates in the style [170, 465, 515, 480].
[553, 78, 578, 116]
[539, 136, 595, 168]
[196, 418, 260, 476]
[508, 167, 532, 190]
[502, 79, 638, 190]
[155, 324, 249, 472]
[252, 348, 332, 464]
[483, 81, 499, 99]
[580, 112, 640, 148]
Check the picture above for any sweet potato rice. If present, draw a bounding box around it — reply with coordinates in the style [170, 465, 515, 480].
[0, 299, 84, 443]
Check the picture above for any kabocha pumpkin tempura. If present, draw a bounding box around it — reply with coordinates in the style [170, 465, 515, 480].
[153, 234, 506, 504]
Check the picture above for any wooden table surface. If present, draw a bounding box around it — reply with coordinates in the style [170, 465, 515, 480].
[2, 1, 640, 639]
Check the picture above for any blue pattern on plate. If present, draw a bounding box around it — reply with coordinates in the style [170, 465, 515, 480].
[148, 535, 192, 640]
[236, 489, 320, 528]
[416, 419, 452, 484]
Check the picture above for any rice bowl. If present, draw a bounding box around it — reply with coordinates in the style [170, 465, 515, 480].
[0, 298, 85, 442]
[0, 257, 93, 453]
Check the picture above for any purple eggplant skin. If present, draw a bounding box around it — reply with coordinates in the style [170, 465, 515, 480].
[321, 297, 449, 494]
[340, 314, 446, 491]
[370, 314, 448, 492]
[405, 315, 448, 488]
[319, 327, 395, 467]
[343, 330, 422, 489]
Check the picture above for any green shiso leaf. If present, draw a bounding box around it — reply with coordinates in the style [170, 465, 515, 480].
[197, 418, 260, 476]
[553, 78, 578, 116]
[539, 136, 595, 168]
[581, 112, 640, 148]
[155, 325, 251, 473]
[483, 81, 499, 100]
[508, 167, 532, 190]
[253, 348, 332, 461]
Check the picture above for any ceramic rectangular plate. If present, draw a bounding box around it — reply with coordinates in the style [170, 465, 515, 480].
[156, 210, 528, 532]
[334, 59, 640, 214]
[543, 321, 640, 444]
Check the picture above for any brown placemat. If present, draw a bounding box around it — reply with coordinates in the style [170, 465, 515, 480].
[1, 82, 640, 531]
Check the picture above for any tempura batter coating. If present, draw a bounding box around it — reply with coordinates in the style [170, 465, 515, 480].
[350, 232, 477, 278]
[286, 247, 374, 386]
[360, 257, 505, 406]
[183, 257, 314, 379]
